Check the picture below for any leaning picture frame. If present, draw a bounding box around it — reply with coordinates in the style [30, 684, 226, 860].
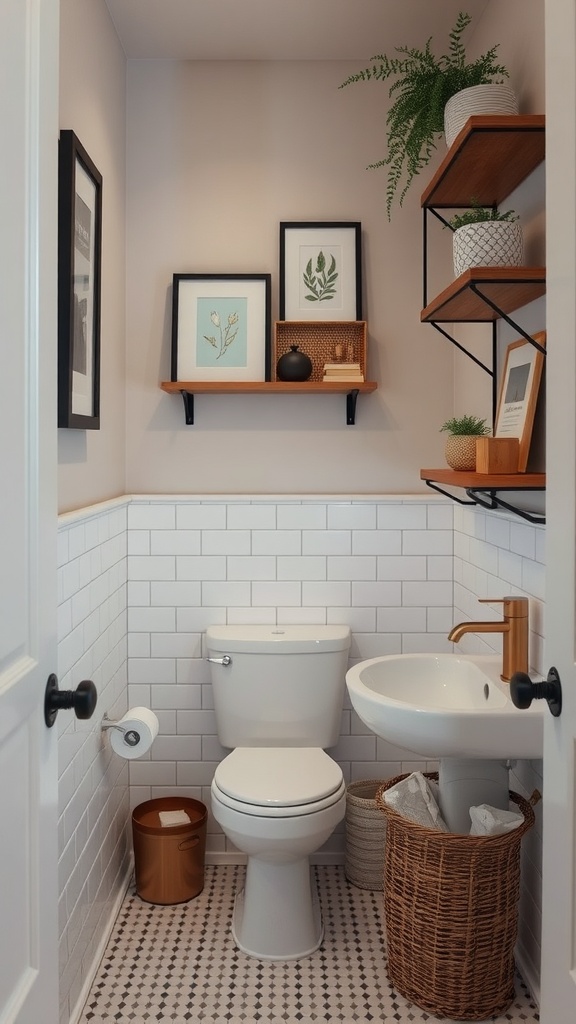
[171, 274, 272, 382]
[58, 130, 102, 429]
[280, 222, 362, 321]
[494, 331, 546, 472]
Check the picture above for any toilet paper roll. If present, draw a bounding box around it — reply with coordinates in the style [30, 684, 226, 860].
[110, 707, 159, 759]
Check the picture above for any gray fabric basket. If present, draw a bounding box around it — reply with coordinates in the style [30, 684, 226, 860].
[344, 779, 387, 890]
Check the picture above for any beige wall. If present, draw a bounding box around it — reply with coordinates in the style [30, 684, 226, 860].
[124, 59, 455, 494]
[58, 0, 127, 513]
[58, 2, 546, 504]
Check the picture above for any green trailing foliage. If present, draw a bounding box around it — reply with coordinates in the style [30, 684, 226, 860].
[447, 199, 519, 231]
[440, 414, 491, 436]
[340, 11, 509, 219]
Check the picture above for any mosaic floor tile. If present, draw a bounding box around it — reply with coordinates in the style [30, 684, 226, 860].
[78, 865, 539, 1024]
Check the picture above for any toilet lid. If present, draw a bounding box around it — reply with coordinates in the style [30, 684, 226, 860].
[214, 748, 343, 808]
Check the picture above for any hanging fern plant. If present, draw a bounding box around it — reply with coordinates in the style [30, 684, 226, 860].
[340, 11, 509, 219]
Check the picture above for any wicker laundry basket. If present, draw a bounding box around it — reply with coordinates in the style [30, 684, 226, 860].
[345, 779, 387, 890]
[376, 773, 537, 1020]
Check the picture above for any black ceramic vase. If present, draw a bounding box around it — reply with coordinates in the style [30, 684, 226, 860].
[276, 345, 313, 382]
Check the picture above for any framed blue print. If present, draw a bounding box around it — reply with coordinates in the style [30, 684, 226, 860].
[171, 274, 271, 382]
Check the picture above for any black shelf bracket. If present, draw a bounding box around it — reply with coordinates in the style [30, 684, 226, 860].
[422, 478, 545, 523]
[428, 321, 494, 377]
[468, 282, 547, 351]
[422, 479, 477, 505]
[346, 389, 360, 425]
[466, 487, 546, 524]
[177, 387, 363, 425]
[180, 390, 194, 425]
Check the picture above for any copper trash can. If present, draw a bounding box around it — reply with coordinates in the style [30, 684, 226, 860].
[132, 796, 207, 905]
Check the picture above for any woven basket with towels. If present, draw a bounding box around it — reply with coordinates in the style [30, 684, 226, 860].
[376, 772, 538, 1020]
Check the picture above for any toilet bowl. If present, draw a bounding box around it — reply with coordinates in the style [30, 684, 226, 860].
[206, 623, 351, 961]
[211, 747, 346, 959]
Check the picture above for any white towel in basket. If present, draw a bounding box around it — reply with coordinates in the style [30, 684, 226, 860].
[383, 771, 449, 831]
[469, 803, 524, 835]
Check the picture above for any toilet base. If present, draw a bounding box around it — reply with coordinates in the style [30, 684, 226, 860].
[232, 857, 323, 961]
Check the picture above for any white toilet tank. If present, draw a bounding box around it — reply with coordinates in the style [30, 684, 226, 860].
[206, 624, 351, 748]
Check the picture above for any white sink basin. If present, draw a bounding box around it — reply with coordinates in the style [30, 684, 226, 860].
[345, 653, 543, 759]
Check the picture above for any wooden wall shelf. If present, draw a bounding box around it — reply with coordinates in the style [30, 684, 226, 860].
[420, 469, 546, 524]
[420, 468, 545, 489]
[421, 115, 545, 209]
[421, 267, 546, 323]
[160, 380, 378, 425]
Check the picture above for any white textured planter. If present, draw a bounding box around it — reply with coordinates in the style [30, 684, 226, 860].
[444, 84, 519, 148]
[452, 220, 524, 277]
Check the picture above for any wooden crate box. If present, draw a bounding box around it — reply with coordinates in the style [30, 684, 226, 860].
[273, 321, 368, 382]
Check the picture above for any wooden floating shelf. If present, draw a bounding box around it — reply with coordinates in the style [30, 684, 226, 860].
[420, 468, 545, 489]
[420, 468, 546, 523]
[160, 380, 378, 425]
[160, 381, 377, 395]
[421, 115, 545, 209]
[421, 267, 546, 323]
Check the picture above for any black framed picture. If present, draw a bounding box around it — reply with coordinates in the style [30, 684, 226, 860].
[58, 130, 102, 429]
[171, 274, 272, 382]
[279, 222, 362, 320]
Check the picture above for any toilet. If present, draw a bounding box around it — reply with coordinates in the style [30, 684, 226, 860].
[206, 623, 351, 961]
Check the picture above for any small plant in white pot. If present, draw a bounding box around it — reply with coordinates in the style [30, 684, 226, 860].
[448, 203, 523, 277]
[440, 414, 490, 471]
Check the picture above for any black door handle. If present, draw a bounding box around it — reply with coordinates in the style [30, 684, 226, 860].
[44, 673, 98, 727]
[510, 666, 562, 718]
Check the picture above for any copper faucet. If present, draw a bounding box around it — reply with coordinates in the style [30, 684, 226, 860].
[448, 596, 529, 682]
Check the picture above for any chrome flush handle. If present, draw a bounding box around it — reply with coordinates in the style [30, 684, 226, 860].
[206, 655, 232, 666]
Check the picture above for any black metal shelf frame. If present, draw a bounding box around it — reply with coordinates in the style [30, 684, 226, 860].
[421, 474, 545, 525]
[421, 205, 547, 524]
[177, 387, 363, 426]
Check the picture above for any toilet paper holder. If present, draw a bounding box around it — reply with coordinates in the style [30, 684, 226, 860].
[101, 712, 141, 747]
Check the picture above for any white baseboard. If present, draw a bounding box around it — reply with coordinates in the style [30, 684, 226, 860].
[68, 857, 134, 1024]
[515, 941, 541, 1008]
[206, 851, 247, 865]
[205, 852, 345, 866]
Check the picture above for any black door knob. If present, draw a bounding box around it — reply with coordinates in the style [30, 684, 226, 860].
[510, 667, 562, 718]
[44, 674, 98, 727]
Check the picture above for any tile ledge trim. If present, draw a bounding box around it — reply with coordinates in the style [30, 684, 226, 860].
[127, 492, 450, 503]
[58, 495, 130, 526]
[59, 493, 451, 525]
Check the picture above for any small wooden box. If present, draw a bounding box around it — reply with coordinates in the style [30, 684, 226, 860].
[475, 437, 519, 474]
[273, 321, 367, 382]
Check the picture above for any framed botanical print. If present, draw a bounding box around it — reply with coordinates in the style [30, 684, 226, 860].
[280, 222, 362, 321]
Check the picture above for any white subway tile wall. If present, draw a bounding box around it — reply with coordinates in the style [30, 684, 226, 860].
[57, 495, 546, 1018]
[125, 496, 458, 863]
[57, 501, 131, 1024]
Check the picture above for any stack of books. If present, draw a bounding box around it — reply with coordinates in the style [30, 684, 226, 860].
[322, 362, 364, 383]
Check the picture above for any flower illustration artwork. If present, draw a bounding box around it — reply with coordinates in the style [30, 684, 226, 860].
[204, 309, 240, 360]
[303, 250, 338, 303]
[196, 297, 248, 368]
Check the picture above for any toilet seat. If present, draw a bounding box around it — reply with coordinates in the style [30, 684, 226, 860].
[213, 747, 345, 817]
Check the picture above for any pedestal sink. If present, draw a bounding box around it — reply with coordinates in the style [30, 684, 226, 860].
[345, 653, 543, 831]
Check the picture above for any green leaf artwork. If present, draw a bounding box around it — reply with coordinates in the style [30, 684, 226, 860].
[303, 251, 338, 303]
[204, 309, 239, 359]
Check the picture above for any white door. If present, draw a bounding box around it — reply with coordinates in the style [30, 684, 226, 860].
[539, 1, 576, 1020]
[0, 1, 60, 1022]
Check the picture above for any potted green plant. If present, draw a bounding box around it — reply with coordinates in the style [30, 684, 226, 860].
[440, 414, 491, 471]
[340, 11, 514, 218]
[447, 201, 523, 276]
